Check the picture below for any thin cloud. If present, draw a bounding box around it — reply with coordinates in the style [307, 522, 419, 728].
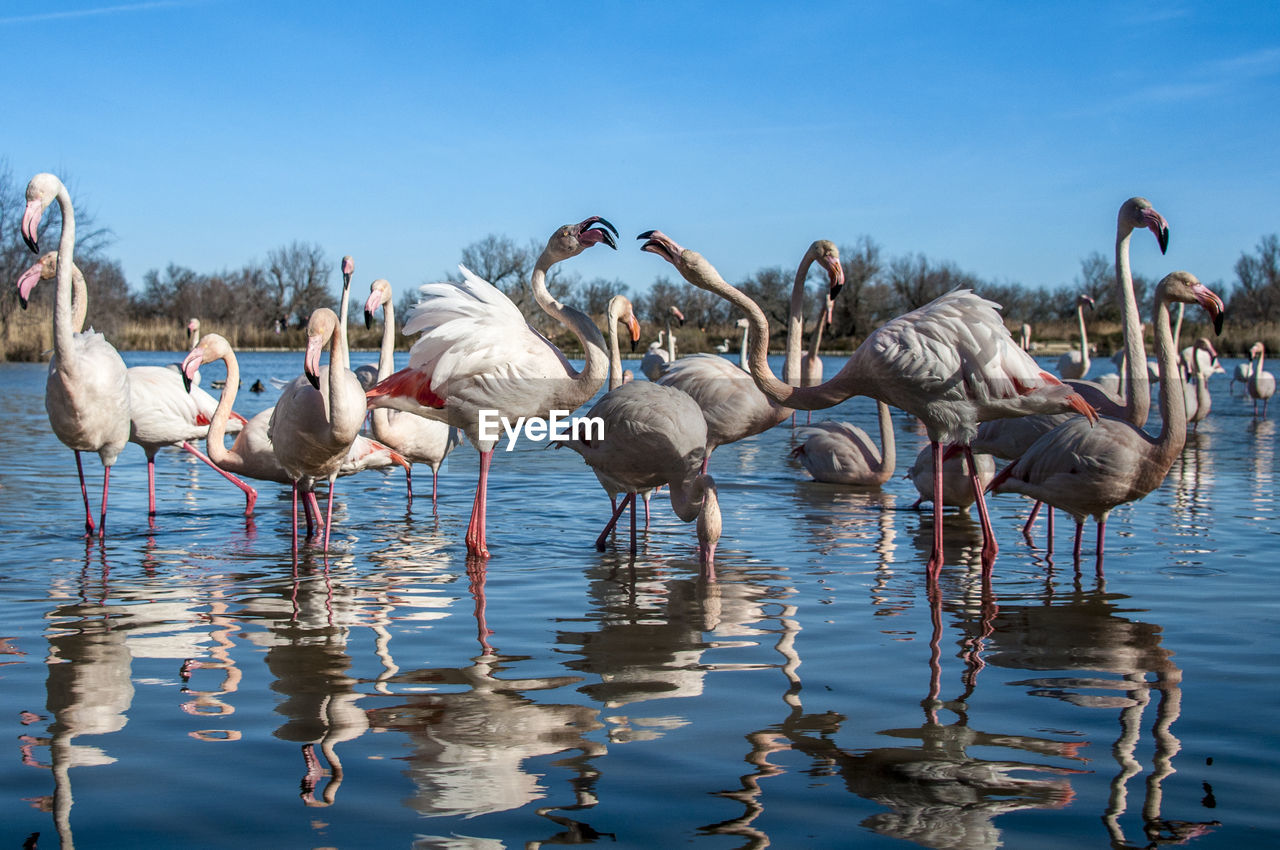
[0, 1, 204, 25]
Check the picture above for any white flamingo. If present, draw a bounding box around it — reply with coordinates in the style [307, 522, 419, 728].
[1056, 293, 1095, 379]
[639, 229, 1096, 579]
[19, 173, 131, 536]
[657, 240, 845, 472]
[270, 273, 366, 552]
[791, 293, 837, 425]
[791, 404, 896, 487]
[973, 197, 1169, 536]
[363, 277, 462, 508]
[1180, 337, 1221, 430]
[639, 305, 685, 380]
[366, 216, 618, 558]
[1246, 342, 1276, 417]
[1230, 360, 1254, 395]
[181, 334, 407, 533]
[988, 272, 1225, 567]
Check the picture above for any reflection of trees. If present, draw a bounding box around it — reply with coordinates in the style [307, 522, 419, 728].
[968, 574, 1220, 847]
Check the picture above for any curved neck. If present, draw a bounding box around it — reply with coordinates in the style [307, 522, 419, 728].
[606, 306, 624, 391]
[531, 252, 608, 405]
[1075, 303, 1090, 367]
[1172, 302, 1185, 353]
[806, 301, 827, 360]
[52, 185, 77, 370]
[1150, 294, 1187, 467]
[326, 323, 358, 437]
[665, 316, 676, 360]
[207, 347, 242, 469]
[737, 324, 749, 371]
[668, 472, 706, 523]
[784, 253, 815, 385]
[873, 401, 896, 482]
[1116, 224, 1150, 426]
[1251, 348, 1267, 391]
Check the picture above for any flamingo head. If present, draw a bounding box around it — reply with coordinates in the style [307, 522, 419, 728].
[180, 335, 214, 393]
[548, 216, 618, 262]
[22, 173, 63, 254]
[1121, 197, 1170, 255]
[637, 230, 688, 268]
[364, 279, 391, 330]
[1160, 271, 1225, 336]
[1079, 293, 1095, 310]
[810, 240, 845, 300]
[341, 255, 355, 289]
[1251, 341, 1265, 359]
[670, 305, 686, 326]
[609, 295, 642, 351]
[303, 308, 340, 389]
[15, 252, 57, 308]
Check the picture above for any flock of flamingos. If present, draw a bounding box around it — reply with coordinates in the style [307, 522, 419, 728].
[17, 171, 1275, 580]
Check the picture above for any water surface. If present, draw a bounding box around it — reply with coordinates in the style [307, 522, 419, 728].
[0, 351, 1276, 849]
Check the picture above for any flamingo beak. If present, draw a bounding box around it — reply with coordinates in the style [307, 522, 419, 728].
[821, 254, 845, 300]
[1144, 209, 1170, 255]
[578, 216, 619, 249]
[627, 315, 641, 351]
[21, 200, 43, 254]
[16, 261, 42, 308]
[180, 347, 203, 393]
[363, 289, 382, 331]
[1195, 287, 1226, 335]
[637, 230, 684, 264]
[673, 307, 686, 327]
[304, 334, 324, 389]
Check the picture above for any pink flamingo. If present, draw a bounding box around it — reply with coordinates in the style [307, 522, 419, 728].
[366, 217, 618, 558]
[269, 295, 366, 552]
[363, 278, 462, 508]
[988, 272, 1224, 566]
[656, 240, 844, 472]
[1056, 294, 1095, 380]
[1246, 342, 1276, 417]
[639, 229, 1097, 580]
[19, 173, 131, 536]
[790, 405, 896, 487]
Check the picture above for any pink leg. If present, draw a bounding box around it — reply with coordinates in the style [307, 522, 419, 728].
[304, 492, 322, 538]
[1046, 507, 1055, 554]
[322, 479, 336, 552]
[806, 409, 813, 425]
[927, 441, 944, 582]
[180, 442, 257, 515]
[147, 455, 157, 517]
[431, 468, 439, 513]
[595, 493, 633, 551]
[405, 467, 415, 502]
[629, 492, 637, 553]
[966, 447, 998, 574]
[290, 484, 300, 559]
[75, 452, 96, 536]
[1021, 501, 1042, 538]
[1072, 521, 1084, 561]
[1095, 518, 1107, 573]
[465, 450, 493, 558]
[98, 467, 111, 537]
[643, 491, 650, 530]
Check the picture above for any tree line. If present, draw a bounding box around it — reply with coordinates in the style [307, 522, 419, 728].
[3, 162, 1277, 360]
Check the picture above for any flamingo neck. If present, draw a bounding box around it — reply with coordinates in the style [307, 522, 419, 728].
[51, 184, 77, 373]
[377, 295, 396, 382]
[1251, 348, 1266, 392]
[1116, 224, 1150, 426]
[1075, 303, 1090, 369]
[1150, 294, 1187, 471]
[737, 324, 749, 371]
[207, 346, 242, 470]
[873, 401, 896, 483]
[606, 304, 624, 391]
[678, 251, 853, 410]
[784, 252, 815, 386]
[665, 316, 676, 360]
[531, 252, 608, 406]
[806, 300, 827, 360]
[326, 322, 360, 444]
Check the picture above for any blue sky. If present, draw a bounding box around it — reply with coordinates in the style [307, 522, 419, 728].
[5, 1, 1279, 307]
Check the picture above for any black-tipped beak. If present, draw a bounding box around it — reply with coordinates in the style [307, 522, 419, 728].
[1213, 309, 1224, 336]
[637, 230, 656, 241]
[19, 296, 28, 310]
[23, 234, 38, 254]
[1158, 226, 1170, 255]
[364, 309, 374, 331]
[307, 371, 321, 390]
[182, 372, 193, 393]
[829, 283, 844, 300]
[630, 337, 638, 353]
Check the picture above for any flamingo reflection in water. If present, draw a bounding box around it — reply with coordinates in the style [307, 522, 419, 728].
[702, 585, 1086, 849]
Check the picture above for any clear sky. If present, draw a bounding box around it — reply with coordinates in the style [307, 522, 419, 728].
[5, 1, 1278, 306]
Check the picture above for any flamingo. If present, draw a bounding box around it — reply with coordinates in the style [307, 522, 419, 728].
[185, 317, 201, 347]
[1056, 294, 1095, 379]
[1018, 323, 1033, 352]
[270, 293, 366, 552]
[366, 216, 619, 559]
[791, 293, 837, 425]
[363, 277, 462, 508]
[1246, 342, 1276, 417]
[18, 173, 131, 537]
[988, 272, 1225, 567]
[1230, 360, 1253, 395]
[640, 305, 685, 380]
[973, 197, 1169, 536]
[639, 229, 1096, 579]
[181, 334, 407, 530]
[1180, 338, 1221, 431]
[790, 404, 896, 487]
[656, 240, 844, 472]
[907, 446, 995, 512]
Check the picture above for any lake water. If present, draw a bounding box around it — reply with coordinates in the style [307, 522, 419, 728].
[1, 349, 1277, 849]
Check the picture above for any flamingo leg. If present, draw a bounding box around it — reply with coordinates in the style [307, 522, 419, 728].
[966, 447, 998, 573]
[595, 493, 632, 551]
[927, 441, 944, 582]
[405, 466, 414, 503]
[431, 468, 439, 513]
[322, 477, 336, 552]
[180, 442, 257, 515]
[643, 491, 650, 530]
[1095, 518, 1107, 574]
[1072, 521, 1084, 562]
[75, 452, 96, 536]
[147, 455, 158, 517]
[98, 467, 111, 537]
[629, 492, 637, 553]
[1021, 501, 1042, 539]
[290, 483, 299, 559]
[1047, 506, 1055, 554]
[806, 409, 813, 425]
[465, 450, 492, 558]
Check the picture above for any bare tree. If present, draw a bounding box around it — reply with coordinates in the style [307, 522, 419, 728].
[1229, 234, 1280, 322]
[830, 236, 884, 339]
[886, 253, 984, 311]
[265, 241, 332, 327]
